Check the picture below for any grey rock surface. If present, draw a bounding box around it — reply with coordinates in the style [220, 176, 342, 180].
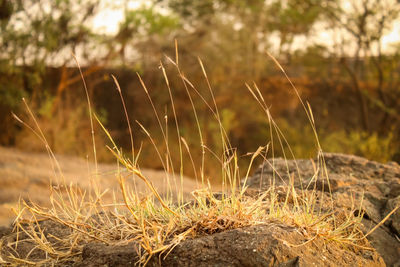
[244, 153, 400, 266]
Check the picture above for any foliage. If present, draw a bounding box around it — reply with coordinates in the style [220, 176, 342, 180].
[321, 130, 396, 163]
[1, 0, 400, 167]
[276, 118, 397, 163]
[0, 0, 101, 145]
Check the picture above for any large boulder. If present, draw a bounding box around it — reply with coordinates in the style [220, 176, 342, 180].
[244, 153, 400, 266]
[77, 223, 383, 267]
[1, 215, 385, 266]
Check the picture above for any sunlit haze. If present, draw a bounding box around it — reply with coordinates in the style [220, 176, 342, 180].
[92, 0, 400, 53]
[91, 0, 147, 34]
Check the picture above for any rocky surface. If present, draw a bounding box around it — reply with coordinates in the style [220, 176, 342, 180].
[0, 220, 385, 267]
[245, 153, 400, 266]
[0, 152, 399, 266]
[78, 223, 383, 267]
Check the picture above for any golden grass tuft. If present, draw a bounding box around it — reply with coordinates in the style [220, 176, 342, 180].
[3, 45, 396, 266]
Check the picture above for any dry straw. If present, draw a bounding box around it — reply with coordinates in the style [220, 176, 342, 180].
[4, 44, 398, 266]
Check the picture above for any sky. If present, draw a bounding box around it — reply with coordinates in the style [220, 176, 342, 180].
[91, 0, 147, 34]
[91, 0, 400, 55]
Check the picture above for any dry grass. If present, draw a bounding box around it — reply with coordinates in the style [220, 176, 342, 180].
[3, 46, 395, 266]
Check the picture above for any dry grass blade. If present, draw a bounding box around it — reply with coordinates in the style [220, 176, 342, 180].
[111, 74, 136, 163]
[364, 205, 399, 238]
[72, 53, 98, 175]
[107, 147, 178, 217]
[4, 50, 395, 267]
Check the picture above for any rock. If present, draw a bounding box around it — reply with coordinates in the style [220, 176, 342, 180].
[0, 219, 74, 263]
[0, 217, 385, 266]
[360, 219, 400, 267]
[78, 242, 140, 267]
[385, 196, 400, 235]
[244, 152, 400, 266]
[0, 226, 10, 239]
[77, 223, 383, 267]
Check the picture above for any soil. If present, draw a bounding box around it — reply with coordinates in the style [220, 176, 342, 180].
[0, 151, 399, 266]
[0, 146, 198, 226]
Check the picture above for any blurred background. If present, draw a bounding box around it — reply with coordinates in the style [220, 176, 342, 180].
[1, 0, 399, 181]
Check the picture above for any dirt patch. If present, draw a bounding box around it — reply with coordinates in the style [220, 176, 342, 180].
[0, 146, 198, 226]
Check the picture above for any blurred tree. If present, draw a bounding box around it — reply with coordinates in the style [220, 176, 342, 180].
[152, 0, 326, 143]
[113, 5, 180, 66]
[269, 0, 324, 61]
[323, 0, 400, 132]
[0, 0, 98, 93]
[1, 0, 399, 168]
[0, 0, 99, 144]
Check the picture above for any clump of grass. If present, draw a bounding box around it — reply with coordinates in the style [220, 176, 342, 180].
[4, 45, 396, 266]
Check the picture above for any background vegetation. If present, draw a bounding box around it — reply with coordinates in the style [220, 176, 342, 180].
[1, 0, 399, 180]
